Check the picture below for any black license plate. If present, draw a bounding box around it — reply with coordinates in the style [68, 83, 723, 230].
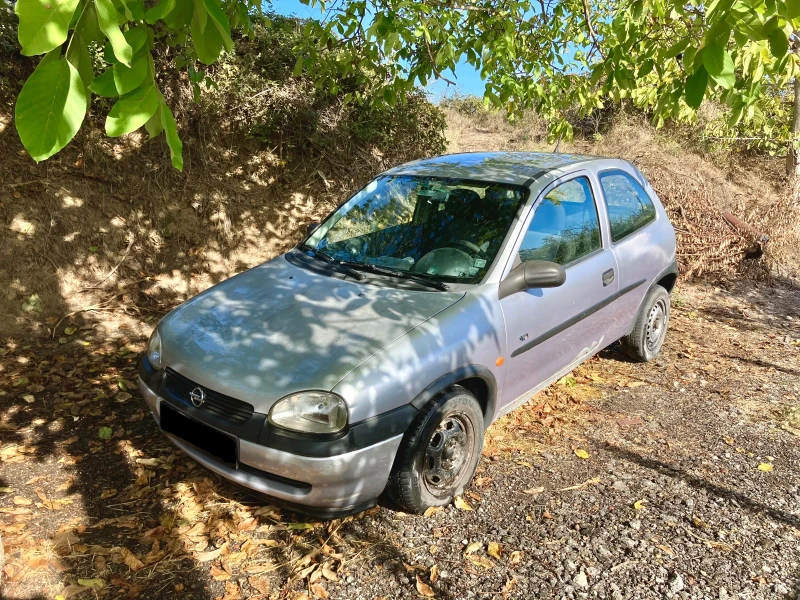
[160, 403, 237, 466]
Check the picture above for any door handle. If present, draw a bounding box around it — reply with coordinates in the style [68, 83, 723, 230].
[602, 268, 615, 287]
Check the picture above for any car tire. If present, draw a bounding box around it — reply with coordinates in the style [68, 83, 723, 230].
[387, 386, 484, 513]
[622, 284, 671, 362]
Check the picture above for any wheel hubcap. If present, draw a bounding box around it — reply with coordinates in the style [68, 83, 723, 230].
[645, 299, 668, 351]
[423, 415, 471, 493]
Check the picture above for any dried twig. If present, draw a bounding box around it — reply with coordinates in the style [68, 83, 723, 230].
[80, 236, 135, 291]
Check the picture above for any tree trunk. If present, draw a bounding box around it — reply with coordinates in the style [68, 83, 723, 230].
[789, 37, 800, 206]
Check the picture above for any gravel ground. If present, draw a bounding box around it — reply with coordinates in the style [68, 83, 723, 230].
[1, 280, 798, 600]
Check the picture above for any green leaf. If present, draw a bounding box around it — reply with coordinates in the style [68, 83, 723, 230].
[637, 59, 654, 78]
[91, 68, 118, 96]
[702, 42, 725, 75]
[161, 101, 183, 170]
[191, 6, 223, 64]
[202, 0, 233, 51]
[685, 65, 708, 108]
[112, 53, 148, 95]
[95, 0, 133, 67]
[145, 0, 175, 24]
[194, 0, 207, 32]
[786, 0, 800, 18]
[98, 426, 113, 439]
[66, 32, 94, 95]
[768, 28, 789, 59]
[15, 0, 80, 56]
[106, 83, 159, 136]
[164, 0, 192, 28]
[144, 102, 164, 137]
[702, 43, 735, 88]
[124, 26, 148, 55]
[15, 58, 86, 162]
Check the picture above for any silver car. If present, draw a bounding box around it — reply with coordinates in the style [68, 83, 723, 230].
[138, 152, 677, 517]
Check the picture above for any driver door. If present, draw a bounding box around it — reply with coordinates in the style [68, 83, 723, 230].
[498, 173, 619, 415]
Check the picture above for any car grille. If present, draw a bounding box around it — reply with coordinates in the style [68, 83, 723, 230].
[164, 368, 255, 425]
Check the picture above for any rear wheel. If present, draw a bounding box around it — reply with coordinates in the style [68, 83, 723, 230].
[621, 285, 670, 362]
[387, 386, 484, 513]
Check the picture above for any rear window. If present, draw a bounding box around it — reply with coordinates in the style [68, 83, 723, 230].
[599, 170, 657, 242]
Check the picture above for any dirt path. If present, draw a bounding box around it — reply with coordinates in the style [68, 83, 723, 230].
[1, 280, 799, 600]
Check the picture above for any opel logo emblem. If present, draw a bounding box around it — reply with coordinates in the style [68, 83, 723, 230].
[190, 387, 205, 408]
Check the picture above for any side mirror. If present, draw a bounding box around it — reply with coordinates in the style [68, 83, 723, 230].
[499, 260, 566, 299]
[306, 222, 320, 236]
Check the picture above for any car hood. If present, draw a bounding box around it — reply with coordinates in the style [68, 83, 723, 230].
[159, 255, 464, 412]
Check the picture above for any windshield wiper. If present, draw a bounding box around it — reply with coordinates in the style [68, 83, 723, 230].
[343, 262, 449, 291]
[299, 244, 365, 280]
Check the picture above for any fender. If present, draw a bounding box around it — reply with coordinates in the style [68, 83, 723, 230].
[409, 365, 498, 429]
[627, 257, 679, 335]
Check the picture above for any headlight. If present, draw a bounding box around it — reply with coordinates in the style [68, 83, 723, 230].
[269, 391, 348, 434]
[147, 328, 162, 370]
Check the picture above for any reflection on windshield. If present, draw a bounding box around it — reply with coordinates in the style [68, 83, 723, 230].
[306, 176, 526, 283]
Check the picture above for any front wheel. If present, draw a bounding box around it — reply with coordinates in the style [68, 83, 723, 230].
[387, 386, 484, 513]
[621, 285, 671, 362]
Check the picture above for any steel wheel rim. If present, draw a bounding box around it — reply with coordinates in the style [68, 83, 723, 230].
[645, 298, 668, 351]
[423, 413, 474, 497]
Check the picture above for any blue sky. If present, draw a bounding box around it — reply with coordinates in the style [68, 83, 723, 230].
[268, 0, 486, 100]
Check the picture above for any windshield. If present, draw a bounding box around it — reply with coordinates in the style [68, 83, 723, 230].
[305, 175, 527, 283]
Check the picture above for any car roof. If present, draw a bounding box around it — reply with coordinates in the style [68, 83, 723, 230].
[384, 152, 623, 186]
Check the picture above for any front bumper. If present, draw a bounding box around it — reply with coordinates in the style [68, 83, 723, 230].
[138, 373, 403, 515]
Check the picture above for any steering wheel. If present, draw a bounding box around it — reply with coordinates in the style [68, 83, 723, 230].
[452, 240, 483, 257]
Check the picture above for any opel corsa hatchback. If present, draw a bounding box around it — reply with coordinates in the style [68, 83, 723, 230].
[138, 152, 678, 516]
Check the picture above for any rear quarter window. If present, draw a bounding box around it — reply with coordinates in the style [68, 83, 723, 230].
[599, 170, 657, 242]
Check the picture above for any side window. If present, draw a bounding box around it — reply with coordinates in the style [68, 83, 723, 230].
[519, 177, 602, 266]
[599, 171, 657, 242]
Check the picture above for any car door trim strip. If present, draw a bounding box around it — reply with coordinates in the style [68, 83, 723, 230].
[510, 278, 647, 358]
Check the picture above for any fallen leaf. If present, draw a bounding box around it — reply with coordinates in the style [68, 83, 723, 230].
[321, 563, 338, 582]
[310, 582, 329, 598]
[423, 506, 443, 518]
[430, 564, 439, 583]
[487, 542, 502, 559]
[656, 544, 675, 556]
[523, 486, 544, 496]
[100, 489, 117, 499]
[196, 542, 228, 562]
[574, 448, 590, 459]
[465, 541, 482, 555]
[758, 463, 773, 472]
[467, 555, 494, 569]
[119, 547, 144, 572]
[249, 576, 270, 594]
[415, 574, 436, 598]
[509, 550, 523, 565]
[287, 522, 315, 530]
[454, 496, 472, 511]
[77, 578, 105, 589]
[13, 496, 32, 505]
[210, 565, 231, 581]
[64, 326, 77, 335]
[633, 500, 645, 510]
